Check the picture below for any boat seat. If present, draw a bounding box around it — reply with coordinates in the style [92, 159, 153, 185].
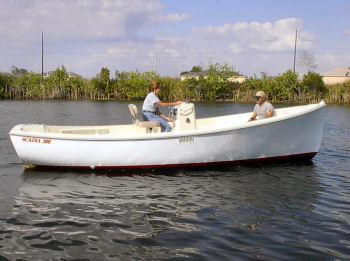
[136, 121, 160, 128]
[128, 104, 160, 132]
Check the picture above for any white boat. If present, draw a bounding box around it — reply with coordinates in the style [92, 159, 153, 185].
[9, 101, 326, 170]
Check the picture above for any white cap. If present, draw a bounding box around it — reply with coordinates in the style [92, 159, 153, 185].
[255, 91, 266, 98]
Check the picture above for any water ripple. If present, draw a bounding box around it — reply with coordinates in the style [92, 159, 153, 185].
[0, 102, 350, 260]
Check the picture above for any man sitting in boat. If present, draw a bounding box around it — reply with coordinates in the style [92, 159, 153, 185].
[249, 91, 274, 121]
[142, 81, 182, 132]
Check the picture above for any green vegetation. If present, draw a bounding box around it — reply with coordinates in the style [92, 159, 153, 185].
[237, 70, 332, 103]
[0, 63, 349, 103]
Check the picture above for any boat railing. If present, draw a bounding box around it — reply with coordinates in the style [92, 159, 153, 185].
[60, 129, 110, 135]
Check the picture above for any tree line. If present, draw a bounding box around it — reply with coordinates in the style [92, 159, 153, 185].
[0, 63, 349, 103]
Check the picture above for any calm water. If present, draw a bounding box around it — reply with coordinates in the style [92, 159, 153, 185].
[0, 101, 349, 260]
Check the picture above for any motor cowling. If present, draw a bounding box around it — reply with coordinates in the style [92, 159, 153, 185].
[174, 103, 196, 131]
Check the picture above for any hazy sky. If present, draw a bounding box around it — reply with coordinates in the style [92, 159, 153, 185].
[0, 0, 349, 77]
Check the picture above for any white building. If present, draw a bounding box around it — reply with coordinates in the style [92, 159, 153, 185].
[322, 67, 350, 85]
[180, 71, 246, 83]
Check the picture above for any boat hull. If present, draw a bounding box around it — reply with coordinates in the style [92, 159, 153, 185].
[27, 152, 317, 171]
[9, 105, 324, 170]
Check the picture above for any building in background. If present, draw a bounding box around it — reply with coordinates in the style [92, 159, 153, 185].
[322, 67, 350, 85]
[43, 71, 82, 78]
[180, 70, 246, 83]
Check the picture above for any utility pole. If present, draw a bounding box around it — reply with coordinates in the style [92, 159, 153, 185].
[41, 31, 44, 77]
[155, 54, 158, 73]
[293, 29, 297, 73]
[68, 64, 71, 77]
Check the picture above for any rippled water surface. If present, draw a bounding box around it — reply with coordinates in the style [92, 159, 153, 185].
[0, 101, 349, 260]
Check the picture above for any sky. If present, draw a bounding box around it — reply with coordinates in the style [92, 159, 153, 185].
[0, 0, 349, 77]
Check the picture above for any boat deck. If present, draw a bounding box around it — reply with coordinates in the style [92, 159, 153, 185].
[12, 103, 321, 139]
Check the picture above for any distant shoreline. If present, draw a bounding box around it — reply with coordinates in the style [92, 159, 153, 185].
[0, 97, 348, 105]
[1, 65, 349, 104]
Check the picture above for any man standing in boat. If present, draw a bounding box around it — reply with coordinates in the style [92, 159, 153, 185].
[142, 81, 182, 132]
[249, 91, 274, 121]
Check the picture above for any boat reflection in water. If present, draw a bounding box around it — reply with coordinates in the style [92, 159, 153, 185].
[1, 163, 324, 260]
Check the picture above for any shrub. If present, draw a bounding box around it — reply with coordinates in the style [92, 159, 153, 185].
[301, 72, 326, 93]
[0, 73, 13, 98]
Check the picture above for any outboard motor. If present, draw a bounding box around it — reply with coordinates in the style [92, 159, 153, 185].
[174, 103, 196, 131]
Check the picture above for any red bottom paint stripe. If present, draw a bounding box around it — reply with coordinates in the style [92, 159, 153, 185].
[31, 152, 317, 171]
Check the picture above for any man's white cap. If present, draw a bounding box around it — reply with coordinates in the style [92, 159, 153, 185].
[255, 91, 266, 98]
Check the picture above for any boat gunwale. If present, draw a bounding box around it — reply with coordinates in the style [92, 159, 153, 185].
[9, 101, 326, 141]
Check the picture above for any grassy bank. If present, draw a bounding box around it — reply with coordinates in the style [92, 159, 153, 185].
[1, 64, 349, 104]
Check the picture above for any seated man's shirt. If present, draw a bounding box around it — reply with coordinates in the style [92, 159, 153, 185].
[254, 102, 274, 119]
[142, 92, 160, 112]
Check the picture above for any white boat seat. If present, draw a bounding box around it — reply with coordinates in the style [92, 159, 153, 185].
[136, 121, 160, 128]
[128, 104, 160, 132]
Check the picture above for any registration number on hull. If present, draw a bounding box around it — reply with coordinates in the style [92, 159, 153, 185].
[22, 137, 52, 144]
[178, 136, 195, 144]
